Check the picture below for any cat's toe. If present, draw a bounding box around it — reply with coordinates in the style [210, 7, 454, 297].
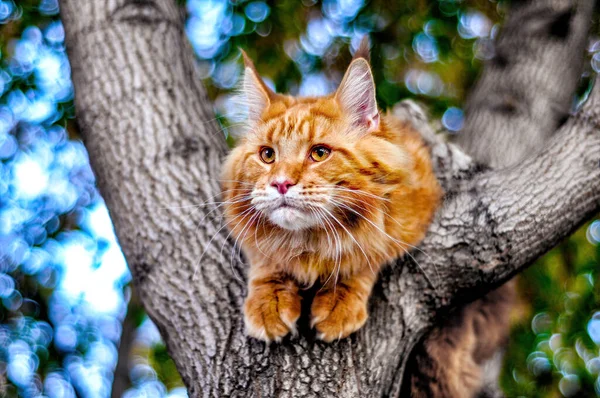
[244, 288, 301, 342]
[311, 288, 368, 342]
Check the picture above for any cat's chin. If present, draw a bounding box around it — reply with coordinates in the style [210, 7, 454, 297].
[268, 206, 318, 231]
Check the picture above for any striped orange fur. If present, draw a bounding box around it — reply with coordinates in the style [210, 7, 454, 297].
[221, 46, 442, 342]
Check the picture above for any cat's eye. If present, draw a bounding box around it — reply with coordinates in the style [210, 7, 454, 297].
[259, 147, 276, 164]
[310, 145, 331, 162]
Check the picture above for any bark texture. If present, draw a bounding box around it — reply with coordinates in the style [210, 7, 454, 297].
[59, 0, 600, 396]
[453, 2, 593, 394]
[456, 0, 593, 167]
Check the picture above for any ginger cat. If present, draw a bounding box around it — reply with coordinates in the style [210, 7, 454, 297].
[221, 42, 441, 343]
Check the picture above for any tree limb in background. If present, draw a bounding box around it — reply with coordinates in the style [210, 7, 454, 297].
[111, 289, 141, 398]
[457, 0, 593, 167]
[58, 0, 599, 396]
[450, 2, 593, 394]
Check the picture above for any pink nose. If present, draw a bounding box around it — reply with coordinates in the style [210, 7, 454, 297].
[271, 180, 295, 195]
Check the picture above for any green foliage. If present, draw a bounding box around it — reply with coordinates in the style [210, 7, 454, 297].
[501, 223, 600, 397]
[201, 0, 506, 126]
[149, 343, 184, 391]
[2, 0, 600, 397]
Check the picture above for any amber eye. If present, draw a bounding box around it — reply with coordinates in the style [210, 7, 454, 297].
[310, 145, 331, 162]
[259, 147, 276, 164]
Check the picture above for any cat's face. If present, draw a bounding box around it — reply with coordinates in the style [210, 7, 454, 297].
[222, 53, 408, 232]
[228, 102, 366, 231]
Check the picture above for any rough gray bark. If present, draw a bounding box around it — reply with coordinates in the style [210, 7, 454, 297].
[454, 2, 593, 395]
[456, 0, 593, 167]
[59, 0, 600, 397]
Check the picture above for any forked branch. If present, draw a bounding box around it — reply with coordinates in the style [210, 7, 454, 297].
[59, 0, 599, 395]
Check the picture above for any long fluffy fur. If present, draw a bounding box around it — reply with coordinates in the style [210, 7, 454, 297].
[220, 50, 509, 397]
[222, 52, 441, 344]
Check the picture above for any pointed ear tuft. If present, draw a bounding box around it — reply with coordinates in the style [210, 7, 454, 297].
[352, 36, 371, 63]
[238, 49, 275, 124]
[240, 48, 254, 69]
[335, 58, 379, 132]
[243, 68, 270, 123]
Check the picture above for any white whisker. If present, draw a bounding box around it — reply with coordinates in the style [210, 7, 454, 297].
[193, 205, 255, 281]
[318, 206, 375, 275]
[327, 197, 439, 290]
[314, 207, 343, 290]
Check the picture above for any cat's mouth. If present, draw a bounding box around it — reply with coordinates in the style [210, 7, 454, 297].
[274, 198, 304, 211]
[267, 200, 317, 231]
[277, 202, 301, 210]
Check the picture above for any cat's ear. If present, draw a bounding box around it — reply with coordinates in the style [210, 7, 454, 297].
[240, 50, 275, 124]
[335, 39, 379, 132]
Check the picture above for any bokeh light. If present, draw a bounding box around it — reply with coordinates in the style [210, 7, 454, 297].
[588, 221, 600, 245]
[2, 0, 600, 397]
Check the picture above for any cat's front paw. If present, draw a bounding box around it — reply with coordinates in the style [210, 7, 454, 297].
[244, 278, 301, 342]
[311, 285, 368, 342]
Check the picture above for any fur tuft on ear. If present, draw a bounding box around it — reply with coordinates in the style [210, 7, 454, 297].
[238, 49, 276, 125]
[335, 57, 379, 133]
[352, 36, 371, 63]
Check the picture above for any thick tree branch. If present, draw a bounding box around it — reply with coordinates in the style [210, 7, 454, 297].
[59, 0, 599, 396]
[451, 3, 593, 395]
[409, 91, 600, 302]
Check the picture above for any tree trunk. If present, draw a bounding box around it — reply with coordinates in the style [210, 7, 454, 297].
[452, 1, 593, 395]
[457, 0, 593, 167]
[59, 0, 600, 396]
